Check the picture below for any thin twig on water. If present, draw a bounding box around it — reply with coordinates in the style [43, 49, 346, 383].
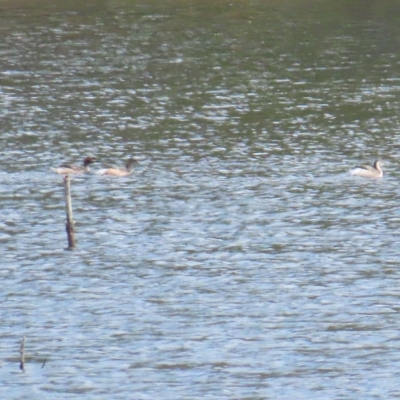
[64, 175, 76, 249]
[19, 336, 25, 372]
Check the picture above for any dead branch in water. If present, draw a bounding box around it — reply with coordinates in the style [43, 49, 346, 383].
[64, 175, 76, 249]
[19, 336, 25, 372]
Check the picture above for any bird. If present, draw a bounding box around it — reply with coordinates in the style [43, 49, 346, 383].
[51, 156, 96, 174]
[350, 160, 384, 178]
[97, 159, 138, 177]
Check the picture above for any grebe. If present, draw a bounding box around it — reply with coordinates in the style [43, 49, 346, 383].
[51, 156, 96, 174]
[97, 159, 137, 177]
[350, 160, 384, 178]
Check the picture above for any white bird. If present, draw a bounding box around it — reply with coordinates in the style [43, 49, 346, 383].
[350, 160, 384, 178]
[97, 159, 137, 177]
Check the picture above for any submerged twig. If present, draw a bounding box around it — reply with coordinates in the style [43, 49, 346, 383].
[64, 175, 76, 249]
[19, 336, 25, 371]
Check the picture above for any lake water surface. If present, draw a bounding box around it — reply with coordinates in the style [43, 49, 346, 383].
[1, 0, 400, 398]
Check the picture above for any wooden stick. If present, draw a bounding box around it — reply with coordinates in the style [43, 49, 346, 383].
[64, 175, 76, 249]
[19, 336, 25, 371]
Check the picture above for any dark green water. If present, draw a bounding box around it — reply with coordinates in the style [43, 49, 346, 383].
[1, 1, 400, 398]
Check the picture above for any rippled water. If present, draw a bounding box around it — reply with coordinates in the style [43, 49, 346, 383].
[1, 0, 400, 398]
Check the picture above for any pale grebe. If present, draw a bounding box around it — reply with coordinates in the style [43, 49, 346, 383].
[97, 159, 137, 177]
[350, 160, 384, 178]
[51, 156, 96, 174]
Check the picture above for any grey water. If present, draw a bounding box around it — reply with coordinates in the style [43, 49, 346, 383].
[1, 0, 400, 398]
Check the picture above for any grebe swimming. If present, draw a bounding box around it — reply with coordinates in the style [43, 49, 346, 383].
[51, 156, 96, 174]
[350, 160, 384, 178]
[97, 159, 137, 177]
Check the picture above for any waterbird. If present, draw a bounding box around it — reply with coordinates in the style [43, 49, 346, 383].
[350, 160, 384, 178]
[51, 156, 96, 174]
[97, 159, 137, 177]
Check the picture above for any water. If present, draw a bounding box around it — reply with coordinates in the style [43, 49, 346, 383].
[1, 0, 400, 398]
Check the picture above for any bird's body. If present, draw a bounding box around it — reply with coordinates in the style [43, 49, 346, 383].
[51, 156, 96, 174]
[350, 160, 384, 178]
[97, 159, 137, 177]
